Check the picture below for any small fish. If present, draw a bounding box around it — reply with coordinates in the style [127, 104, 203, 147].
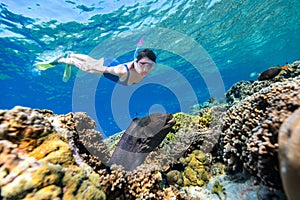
[249, 72, 257, 78]
[209, 97, 215, 103]
[258, 65, 290, 81]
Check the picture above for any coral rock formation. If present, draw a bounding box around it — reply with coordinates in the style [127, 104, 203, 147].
[109, 113, 176, 171]
[219, 78, 300, 189]
[225, 61, 300, 104]
[3, 64, 299, 199]
[278, 107, 300, 200]
[0, 107, 185, 200]
[144, 107, 225, 171]
[0, 106, 106, 200]
[98, 164, 180, 200]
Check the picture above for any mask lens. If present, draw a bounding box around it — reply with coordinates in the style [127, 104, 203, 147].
[138, 61, 155, 69]
[135, 59, 156, 76]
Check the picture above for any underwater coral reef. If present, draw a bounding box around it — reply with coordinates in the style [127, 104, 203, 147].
[1, 61, 300, 199]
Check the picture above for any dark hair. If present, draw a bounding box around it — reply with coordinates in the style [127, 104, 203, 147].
[136, 48, 156, 63]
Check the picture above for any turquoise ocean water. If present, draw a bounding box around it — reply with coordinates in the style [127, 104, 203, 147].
[1, 0, 299, 136]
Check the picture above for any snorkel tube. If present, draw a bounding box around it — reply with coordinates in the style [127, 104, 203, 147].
[134, 36, 144, 60]
[133, 36, 146, 76]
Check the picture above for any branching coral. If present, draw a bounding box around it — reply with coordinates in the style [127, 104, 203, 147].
[98, 164, 179, 200]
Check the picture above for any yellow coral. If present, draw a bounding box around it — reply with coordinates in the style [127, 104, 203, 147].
[183, 166, 198, 186]
[189, 154, 202, 169]
[172, 112, 211, 133]
[178, 150, 211, 187]
[28, 133, 75, 167]
[165, 132, 176, 143]
[63, 167, 105, 200]
[194, 150, 207, 163]
[197, 179, 205, 187]
[23, 185, 61, 199]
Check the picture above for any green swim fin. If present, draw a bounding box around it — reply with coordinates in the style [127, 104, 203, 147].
[35, 56, 61, 71]
[62, 64, 72, 82]
[35, 61, 56, 70]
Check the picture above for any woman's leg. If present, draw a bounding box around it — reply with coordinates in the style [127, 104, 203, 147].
[58, 53, 106, 75]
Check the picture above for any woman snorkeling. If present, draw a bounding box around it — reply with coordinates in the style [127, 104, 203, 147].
[36, 48, 156, 85]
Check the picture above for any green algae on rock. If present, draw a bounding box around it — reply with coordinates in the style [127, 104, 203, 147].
[212, 180, 226, 200]
[172, 112, 211, 133]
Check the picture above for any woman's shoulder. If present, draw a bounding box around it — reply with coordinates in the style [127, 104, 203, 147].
[115, 61, 134, 67]
[113, 61, 133, 74]
[124, 61, 135, 68]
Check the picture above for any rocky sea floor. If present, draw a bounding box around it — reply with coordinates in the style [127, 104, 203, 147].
[1, 61, 300, 199]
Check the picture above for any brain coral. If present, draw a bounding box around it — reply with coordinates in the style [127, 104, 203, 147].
[219, 78, 300, 190]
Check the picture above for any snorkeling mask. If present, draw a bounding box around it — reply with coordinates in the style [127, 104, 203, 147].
[133, 36, 156, 76]
[134, 59, 156, 76]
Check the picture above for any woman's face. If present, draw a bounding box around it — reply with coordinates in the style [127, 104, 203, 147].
[135, 57, 156, 76]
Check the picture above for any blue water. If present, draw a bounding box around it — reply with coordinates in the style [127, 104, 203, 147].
[1, 0, 299, 137]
